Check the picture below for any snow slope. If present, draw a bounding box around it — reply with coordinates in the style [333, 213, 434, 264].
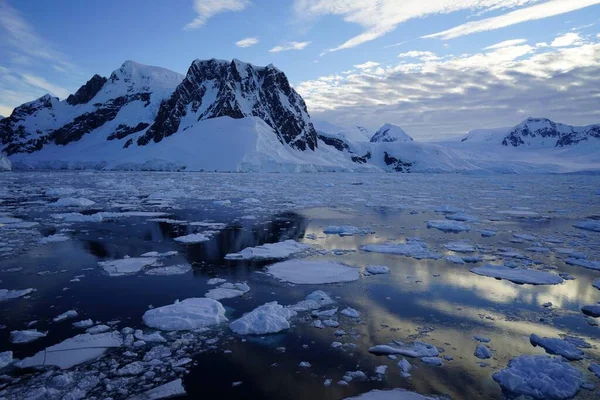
[313, 119, 372, 143]
[370, 124, 413, 143]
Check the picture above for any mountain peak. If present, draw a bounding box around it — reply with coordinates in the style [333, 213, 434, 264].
[370, 123, 413, 143]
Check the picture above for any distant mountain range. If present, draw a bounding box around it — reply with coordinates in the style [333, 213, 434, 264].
[1, 59, 598, 173]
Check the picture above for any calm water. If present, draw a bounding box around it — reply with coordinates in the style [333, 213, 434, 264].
[0, 172, 599, 399]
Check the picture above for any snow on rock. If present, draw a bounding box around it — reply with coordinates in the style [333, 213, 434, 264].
[492, 355, 583, 400]
[470, 264, 563, 285]
[50, 197, 95, 207]
[229, 302, 297, 335]
[341, 307, 360, 318]
[11, 329, 47, 344]
[17, 331, 123, 369]
[369, 341, 439, 358]
[266, 260, 360, 284]
[98, 257, 158, 276]
[53, 310, 78, 322]
[0, 288, 35, 302]
[573, 220, 600, 233]
[224, 240, 309, 260]
[474, 344, 492, 359]
[144, 264, 192, 276]
[323, 226, 373, 236]
[361, 238, 441, 260]
[142, 298, 227, 331]
[173, 233, 209, 244]
[205, 282, 250, 300]
[427, 220, 471, 233]
[365, 265, 390, 275]
[581, 304, 600, 318]
[344, 388, 441, 400]
[127, 378, 186, 400]
[0, 351, 13, 369]
[530, 334, 584, 360]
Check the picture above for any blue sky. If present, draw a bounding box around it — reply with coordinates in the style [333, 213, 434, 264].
[1, 0, 599, 139]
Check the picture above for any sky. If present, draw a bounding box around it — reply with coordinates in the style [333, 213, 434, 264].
[0, 0, 599, 140]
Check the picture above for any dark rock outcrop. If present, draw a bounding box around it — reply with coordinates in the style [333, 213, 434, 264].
[66, 74, 107, 106]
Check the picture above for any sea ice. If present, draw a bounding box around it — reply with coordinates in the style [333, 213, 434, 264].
[39, 234, 70, 244]
[581, 304, 600, 317]
[565, 258, 600, 271]
[445, 255, 465, 264]
[474, 344, 492, 359]
[98, 257, 158, 276]
[573, 220, 600, 232]
[53, 310, 78, 322]
[470, 264, 563, 285]
[288, 290, 334, 312]
[369, 341, 439, 358]
[11, 329, 47, 343]
[345, 389, 441, 399]
[446, 213, 478, 222]
[266, 260, 360, 284]
[142, 298, 227, 331]
[421, 357, 442, 366]
[205, 282, 250, 300]
[443, 241, 476, 253]
[341, 307, 360, 318]
[0, 288, 35, 302]
[530, 334, 584, 360]
[365, 265, 390, 275]
[73, 319, 94, 328]
[86, 325, 111, 334]
[128, 379, 186, 400]
[173, 233, 209, 243]
[398, 358, 412, 378]
[0, 351, 12, 369]
[224, 240, 309, 260]
[50, 197, 95, 207]
[361, 238, 441, 260]
[207, 278, 227, 285]
[492, 355, 583, 400]
[427, 220, 471, 233]
[323, 225, 373, 236]
[229, 302, 297, 335]
[589, 363, 600, 379]
[144, 264, 192, 276]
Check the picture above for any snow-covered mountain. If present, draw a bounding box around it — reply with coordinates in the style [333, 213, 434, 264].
[370, 123, 413, 143]
[313, 120, 372, 143]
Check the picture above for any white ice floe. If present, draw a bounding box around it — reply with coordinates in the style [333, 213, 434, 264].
[421, 357, 442, 366]
[565, 257, 600, 271]
[398, 358, 412, 378]
[473, 335, 491, 343]
[134, 329, 167, 343]
[224, 240, 310, 260]
[0, 288, 35, 302]
[141, 251, 178, 258]
[480, 229, 497, 237]
[173, 233, 209, 243]
[361, 238, 441, 260]
[299, 361, 311, 368]
[144, 264, 192, 276]
[288, 290, 334, 312]
[50, 197, 95, 207]
[443, 241, 476, 253]
[73, 319, 94, 328]
[17, 331, 122, 369]
[127, 378, 186, 400]
[470, 264, 563, 285]
[86, 325, 111, 334]
[53, 310, 78, 322]
[474, 344, 492, 359]
[492, 355, 583, 400]
[365, 265, 390, 275]
[581, 304, 600, 317]
[10, 329, 47, 344]
[573, 220, 600, 232]
[446, 213, 478, 222]
[205, 282, 250, 300]
[207, 278, 227, 285]
[341, 307, 360, 318]
[98, 257, 158, 276]
[229, 302, 297, 335]
[266, 260, 360, 284]
[39, 234, 70, 244]
[344, 388, 441, 399]
[0, 351, 12, 369]
[530, 334, 584, 360]
[445, 255, 465, 264]
[143, 298, 227, 331]
[427, 220, 471, 233]
[323, 225, 373, 236]
[496, 210, 540, 217]
[369, 341, 439, 358]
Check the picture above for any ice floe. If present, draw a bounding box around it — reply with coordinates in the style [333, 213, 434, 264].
[470, 264, 563, 285]
[229, 302, 297, 335]
[474, 344, 492, 359]
[421, 357, 442, 366]
[53, 309, 78, 322]
[50, 197, 95, 207]
[205, 282, 250, 300]
[344, 388, 441, 399]
[361, 238, 441, 260]
[530, 334, 584, 360]
[10, 329, 47, 343]
[365, 265, 390, 275]
[288, 290, 334, 312]
[580, 303, 600, 317]
[0, 351, 12, 369]
[73, 319, 94, 328]
[341, 307, 360, 318]
[589, 363, 600, 379]
[573, 220, 600, 232]
[427, 220, 471, 233]
[99, 257, 158, 276]
[369, 341, 439, 358]
[565, 257, 600, 271]
[142, 298, 227, 331]
[323, 225, 373, 236]
[173, 233, 209, 243]
[144, 264, 192, 276]
[443, 241, 476, 253]
[266, 260, 360, 284]
[127, 378, 186, 400]
[224, 240, 309, 260]
[0, 288, 35, 302]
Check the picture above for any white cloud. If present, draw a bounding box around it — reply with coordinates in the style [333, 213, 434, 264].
[296, 40, 600, 140]
[398, 51, 440, 61]
[294, 0, 543, 53]
[269, 41, 311, 53]
[550, 32, 582, 47]
[354, 61, 379, 69]
[21, 74, 70, 99]
[235, 37, 259, 47]
[184, 0, 249, 30]
[484, 39, 527, 50]
[424, 0, 600, 40]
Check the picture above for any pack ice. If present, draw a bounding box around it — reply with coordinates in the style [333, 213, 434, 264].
[142, 298, 227, 331]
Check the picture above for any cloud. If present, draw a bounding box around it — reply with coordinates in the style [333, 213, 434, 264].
[184, 0, 249, 30]
[20, 74, 71, 99]
[269, 41, 311, 53]
[294, 0, 543, 53]
[424, 0, 600, 40]
[550, 32, 582, 47]
[296, 37, 600, 140]
[398, 51, 440, 61]
[484, 39, 527, 50]
[354, 61, 379, 69]
[235, 37, 259, 47]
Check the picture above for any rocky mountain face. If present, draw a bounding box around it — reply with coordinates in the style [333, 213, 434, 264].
[370, 124, 413, 143]
[136, 59, 317, 151]
[501, 117, 600, 147]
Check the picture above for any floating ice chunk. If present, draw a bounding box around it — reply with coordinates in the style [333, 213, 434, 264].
[565, 258, 600, 271]
[39, 234, 70, 244]
[589, 363, 600, 379]
[573, 220, 600, 232]
[50, 197, 95, 207]
[52, 212, 104, 222]
[562, 336, 591, 349]
[17, 331, 122, 369]
[229, 302, 297, 335]
[446, 213, 478, 222]
[134, 330, 166, 343]
[434, 205, 463, 214]
[344, 370, 367, 382]
[0, 351, 12, 369]
[128, 378, 186, 400]
[473, 335, 491, 343]
[323, 226, 373, 236]
[497, 210, 540, 217]
[446, 255, 465, 264]
[492, 355, 582, 400]
[11, 329, 47, 343]
[174, 233, 209, 244]
[141, 251, 178, 258]
[369, 341, 439, 358]
[474, 344, 492, 359]
[427, 220, 471, 233]
[73, 319, 94, 328]
[99, 257, 158, 276]
[118, 361, 145, 376]
[581, 304, 600, 317]
[86, 325, 111, 334]
[53, 310, 78, 322]
[443, 241, 476, 253]
[480, 229, 497, 237]
[470, 264, 563, 285]
[145, 264, 192, 276]
[529, 334, 584, 360]
[341, 307, 360, 318]
[207, 278, 227, 285]
[288, 290, 334, 312]
[323, 320, 340, 328]
[313, 320, 324, 328]
[143, 298, 227, 331]
[398, 358, 412, 378]
[375, 365, 388, 376]
[205, 282, 250, 300]
[0, 288, 35, 302]
[225, 240, 310, 260]
[344, 388, 441, 399]
[266, 260, 360, 284]
[299, 361, 311, 368]
[421, 357, 442, 366]
[361, 239, 441, 260]
[365, 265, 390, 275]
